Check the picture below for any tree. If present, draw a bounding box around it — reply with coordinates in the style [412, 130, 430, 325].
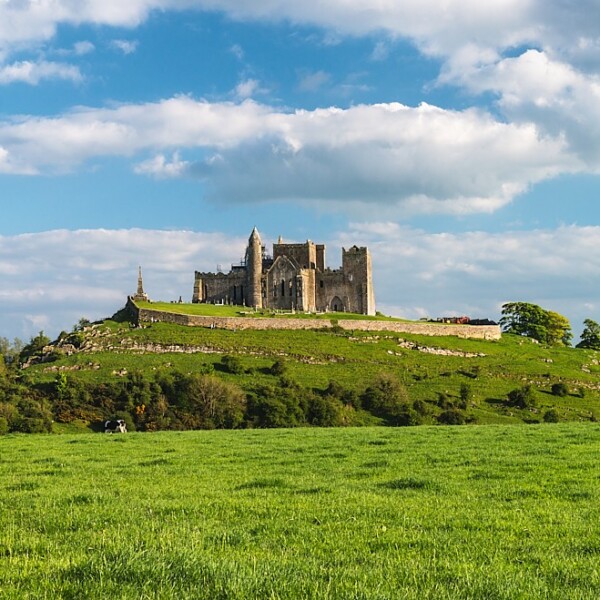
[19, 331, 51, 362]
[361, 374, 417, 425]
[545, 311, 572, 346]
[577, 319, 600, 350]
[499, 302, 572, 346]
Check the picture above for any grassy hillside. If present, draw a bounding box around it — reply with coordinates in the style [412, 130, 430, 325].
[1, 424, 599, 598]
[24, 309, 600, 427]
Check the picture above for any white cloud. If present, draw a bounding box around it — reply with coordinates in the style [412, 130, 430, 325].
[297, 70, 330, 92]
[0, 97, 578, 214]
[0, 59, 82, 85]
[439, 49, 600, 166]
[0, 2, 597, 181]
[0, 228, 247, 340]
[370, 41, 390, 62]
[110, 39, 138, 54]
[336, 222, 600, 335]
[229, 44, 244, 60]
[74, 40, 95, 55]
[233, 78, 261, 99]
[134, 152, 190, 178]
[0, 1, 596, 67]
[0, 225, 598, 341]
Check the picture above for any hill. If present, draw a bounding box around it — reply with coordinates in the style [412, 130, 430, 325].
[11, 302, 600, 432]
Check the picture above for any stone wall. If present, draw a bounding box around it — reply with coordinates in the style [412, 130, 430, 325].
[128, 299, 501, 340]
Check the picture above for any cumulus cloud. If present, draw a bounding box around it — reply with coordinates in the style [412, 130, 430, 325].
[335, 222, 600, 334]
[110, 39, 138, 54]
[0, 228, 247, 340]
[233, 78, 262, 99]
[73, 40, 95, 55]
[134, 152, 190, 178]
[1, 225, 598, 341]
[297, 70, 330, 92]
[0, 97, 578, 214]
[0, 59, 82, 85]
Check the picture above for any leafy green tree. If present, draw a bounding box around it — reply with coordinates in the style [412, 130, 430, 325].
[361, 374, 417, 425]
[73, 317, 91, 332]
[577, 319, 600, 350]
[500, 302, 572, 346]
[19, 331, 51, 362]
[545, 311, 572, 346]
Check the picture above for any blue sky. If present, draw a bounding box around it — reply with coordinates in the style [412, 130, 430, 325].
[0, 1, 599, 341]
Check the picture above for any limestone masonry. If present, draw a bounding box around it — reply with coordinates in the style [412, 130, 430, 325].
[128, 301, 501, 340]
[192, 227, 376, 315]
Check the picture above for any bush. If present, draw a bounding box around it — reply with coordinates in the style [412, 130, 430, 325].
[437, 392, 454, 410]
[270, 359, 288, 377]
[507, 385, 537, 409]
[361, 374, 412, 425]
[0, 416, 8, 435]
[543, 408, 560, 423]
[438, 409, 466, 425]
[220, 355, 245, 375]
[413, 399, 429, 416]
[551, 382, 569, 397]
[459, 383, 473, 405]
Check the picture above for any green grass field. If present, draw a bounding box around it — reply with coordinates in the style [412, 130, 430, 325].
[136, 301, 407, 321]
[1, 424, 600, 598]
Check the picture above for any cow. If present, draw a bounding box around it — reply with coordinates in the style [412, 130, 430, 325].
[104, 419, 127, 433]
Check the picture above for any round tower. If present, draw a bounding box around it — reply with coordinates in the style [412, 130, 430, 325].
[246, 227, 263, 308]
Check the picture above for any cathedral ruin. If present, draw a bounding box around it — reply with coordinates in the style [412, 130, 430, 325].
[192, 228, 375, 315]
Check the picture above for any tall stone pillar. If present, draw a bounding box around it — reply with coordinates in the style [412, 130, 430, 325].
[246, 227, 263, 308]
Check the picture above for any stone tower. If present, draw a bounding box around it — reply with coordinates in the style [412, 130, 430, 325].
[245, 227, 263, 308]
[133, 266, 149, 302]
[342, 246, 375, 315]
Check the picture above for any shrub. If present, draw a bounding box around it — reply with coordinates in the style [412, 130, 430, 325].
[0, 416, 8, 435]
[361, 374, 412, 425]
[220, 355, 245, 375]
[437, 392, 454, 410]
[459, 383, 473, 404]
[543, 408, 560, 423]
[413, 399, 429, 416]
[551, 382, 569, 397]
[507, 385, 537, 409]
[438, 409, 466, 425]
[270, 359, 288, 377]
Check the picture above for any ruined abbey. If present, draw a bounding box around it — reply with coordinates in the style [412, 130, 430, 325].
[192, 227, 376, 315]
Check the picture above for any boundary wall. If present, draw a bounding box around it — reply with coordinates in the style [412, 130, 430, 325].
[127, 299, 501, 341]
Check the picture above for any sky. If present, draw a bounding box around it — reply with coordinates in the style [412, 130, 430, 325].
[0, 1, 599, 342]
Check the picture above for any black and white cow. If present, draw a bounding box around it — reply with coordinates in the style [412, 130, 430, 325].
[104, 419, 127, 433]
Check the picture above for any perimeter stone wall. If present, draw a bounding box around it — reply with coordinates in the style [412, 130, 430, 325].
[127, 299, 501, 340]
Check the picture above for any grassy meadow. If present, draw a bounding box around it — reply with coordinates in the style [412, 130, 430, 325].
[29, 315, 600, 426]
[2, 424, 600, 598]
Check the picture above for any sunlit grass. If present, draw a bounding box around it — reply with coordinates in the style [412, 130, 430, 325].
[1, 424, 600, 598]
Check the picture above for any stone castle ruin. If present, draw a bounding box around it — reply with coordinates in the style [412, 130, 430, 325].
[192, 227, 376, 315]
